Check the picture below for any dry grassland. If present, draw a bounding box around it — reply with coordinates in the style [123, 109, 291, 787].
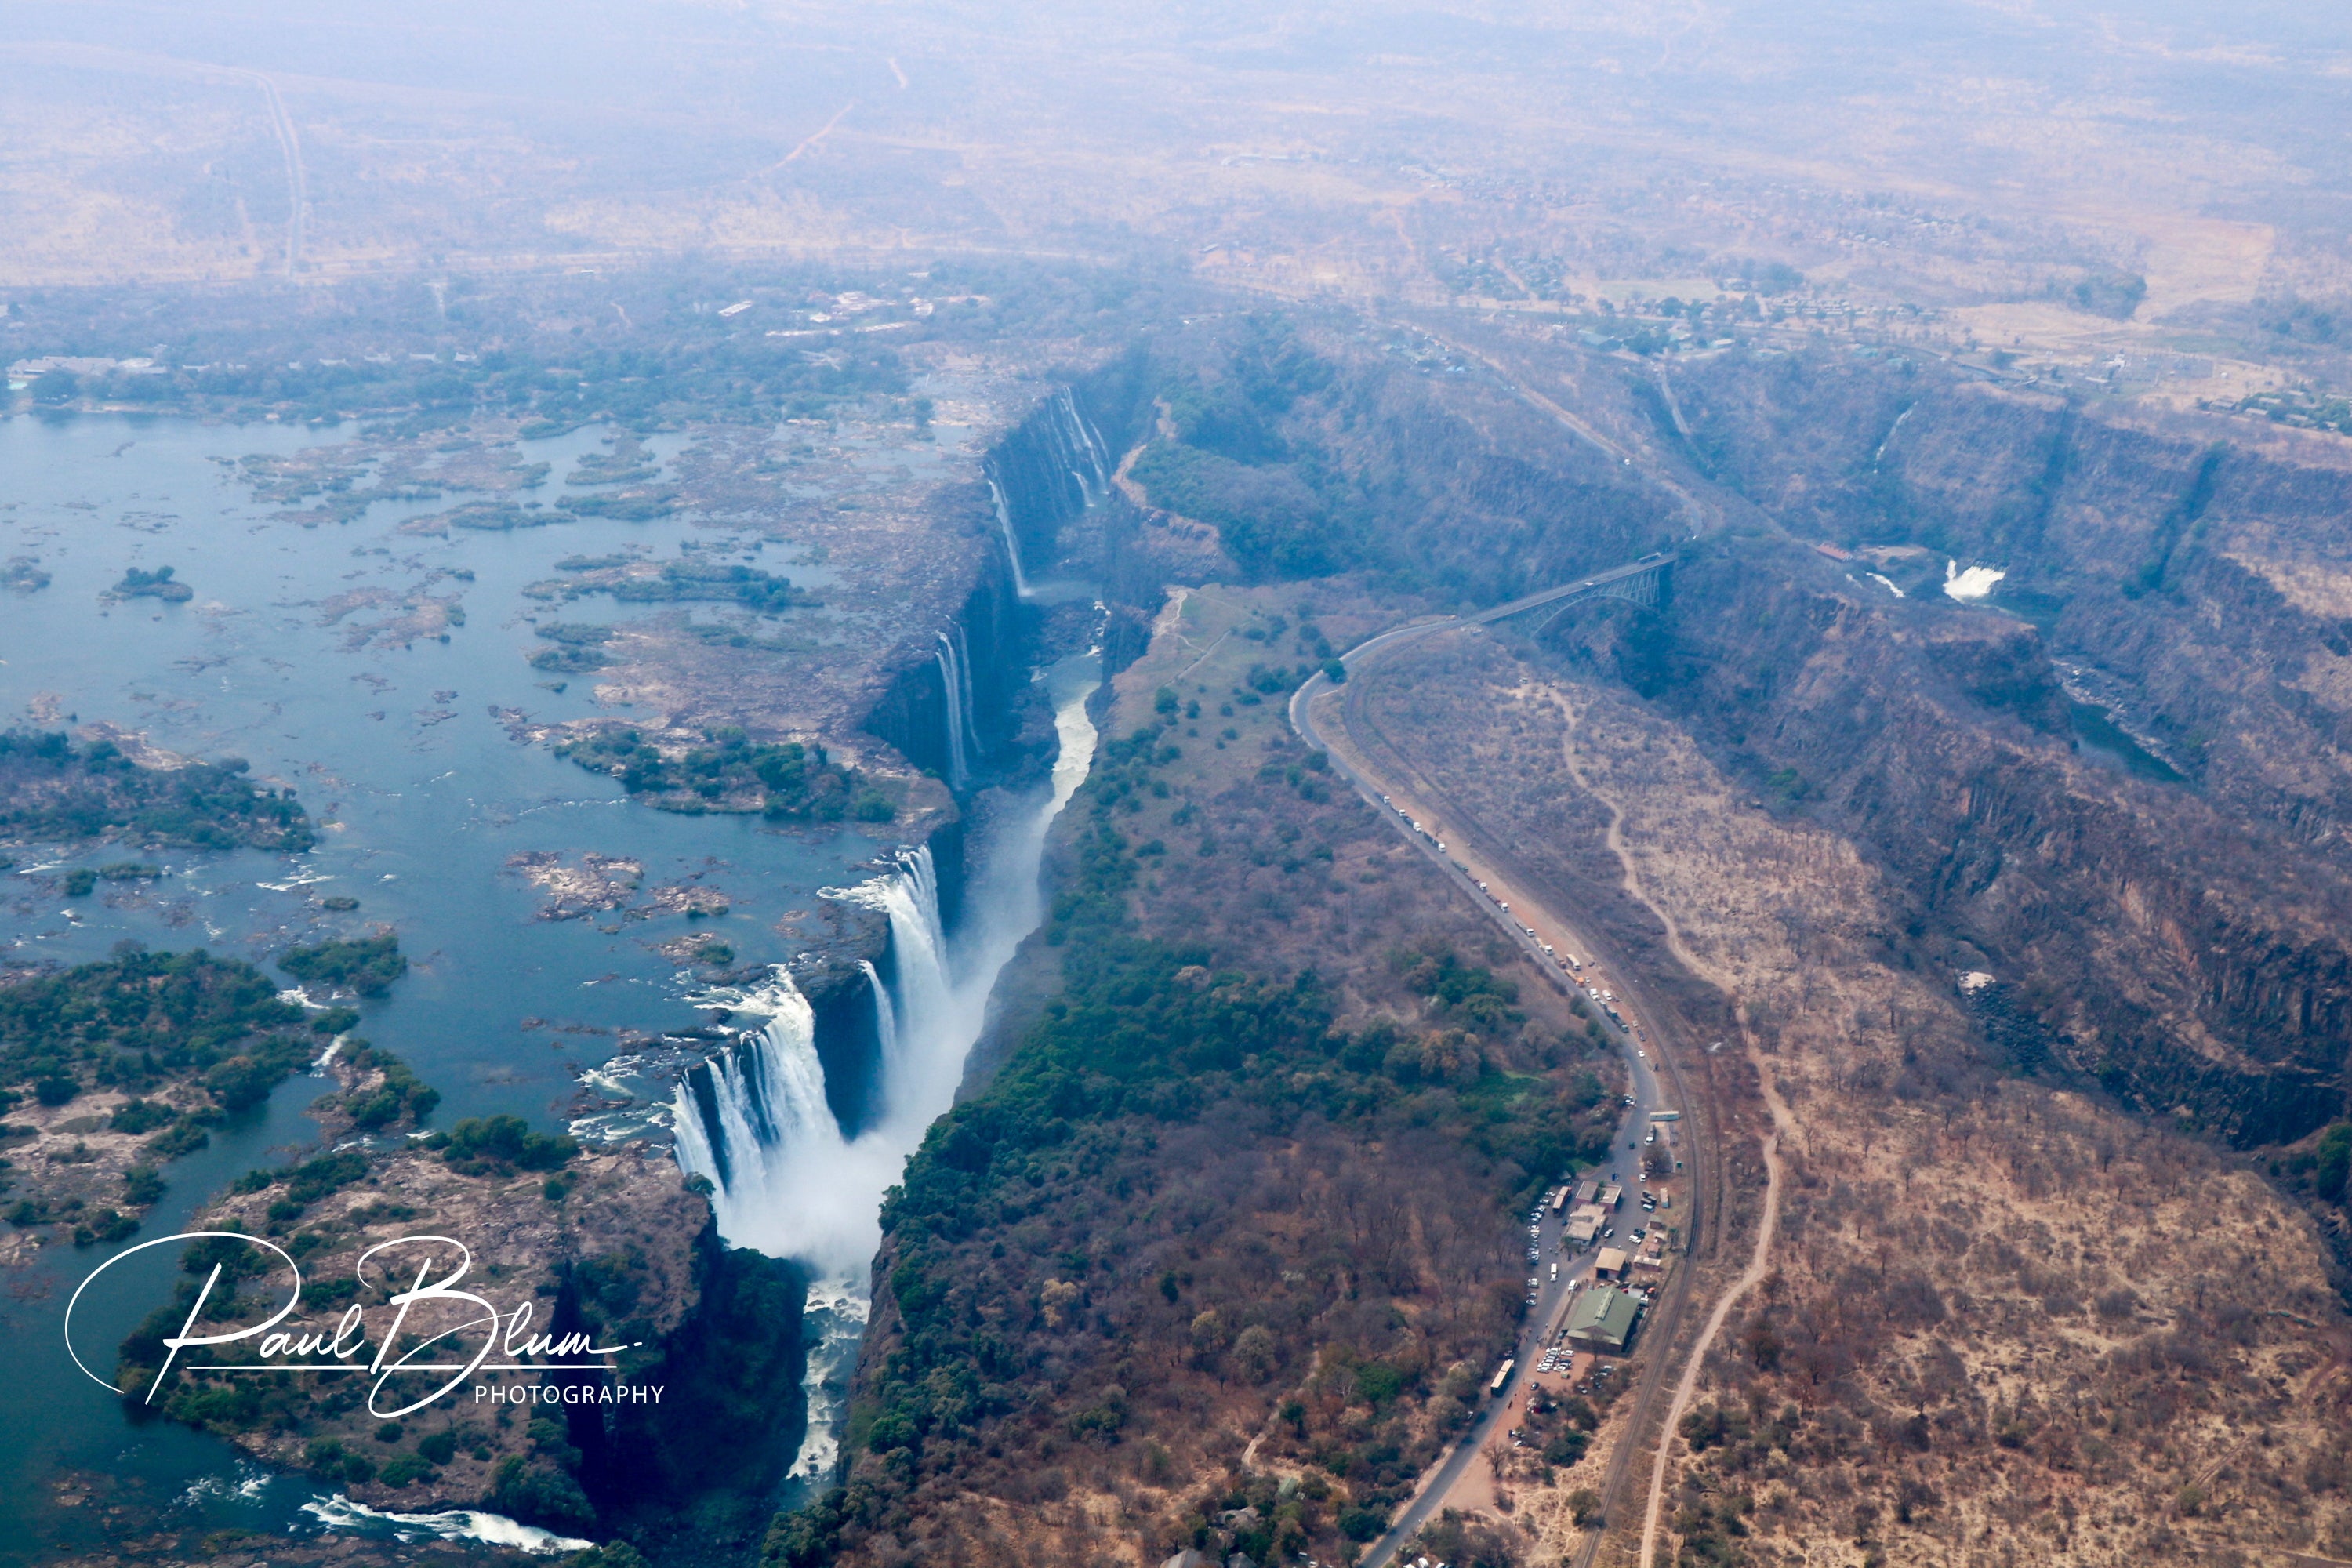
[1364, 633, 2352, 1568]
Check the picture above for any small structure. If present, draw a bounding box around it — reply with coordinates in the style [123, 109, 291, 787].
[1573, 1178, 1599, 1205]
[1599, 1183, 1624, 1209]
[1566, 1285, 1642, 1353]
[1594, 1246, 1630, 1280]
[1566, 1216, 1599, 1245]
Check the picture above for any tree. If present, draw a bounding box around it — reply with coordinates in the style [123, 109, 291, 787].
[2315, 1123, 2351, 1204]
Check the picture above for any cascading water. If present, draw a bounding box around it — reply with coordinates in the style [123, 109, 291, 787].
[987, 477, 1031, 598]
[858, 959, 898, 1077]
[670, 652, 1100, 1497]
[669, 974, 881, 1270]
[1048, 387, 1111, 507]
[933, 631, 971, 789]
[953, 626, 984, 764]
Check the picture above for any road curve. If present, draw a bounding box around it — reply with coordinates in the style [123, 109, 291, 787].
[1287, 586, 1719, 1568]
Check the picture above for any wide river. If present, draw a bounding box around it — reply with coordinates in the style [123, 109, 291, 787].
[0, 410, 1079, 1561]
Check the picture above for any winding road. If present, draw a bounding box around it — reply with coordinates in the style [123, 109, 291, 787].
[1288, 585, 1734, 1567]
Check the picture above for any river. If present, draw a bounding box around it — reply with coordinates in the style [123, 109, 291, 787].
[0, 409, 1085, 1558]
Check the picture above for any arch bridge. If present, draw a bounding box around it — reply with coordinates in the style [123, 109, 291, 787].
[1474, 550, 1673, 633]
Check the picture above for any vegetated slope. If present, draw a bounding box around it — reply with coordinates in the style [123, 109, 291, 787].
[0, 729, 315, 851]
[1360, 634, 2352, 1566]
[1103, 315, 1682, 598]
[772, 585, 1621, 1568]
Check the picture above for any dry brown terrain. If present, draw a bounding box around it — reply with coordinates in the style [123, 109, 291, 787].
[1362, 630, 2352, 1566]
[6, 2, 2349, 411]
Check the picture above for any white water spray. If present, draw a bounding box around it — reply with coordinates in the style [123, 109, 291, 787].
[671, 658, 1100, 1483]
[933, 631, 971, 789]
[668, 974, 887, 1272]
[859, 958, 898, 1077]
[988, 476, 1031, 598]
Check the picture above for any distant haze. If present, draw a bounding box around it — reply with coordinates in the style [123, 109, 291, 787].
[0, 0, 2343, 320]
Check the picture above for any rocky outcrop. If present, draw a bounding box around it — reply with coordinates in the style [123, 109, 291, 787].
[125, 1133, 804, 1555]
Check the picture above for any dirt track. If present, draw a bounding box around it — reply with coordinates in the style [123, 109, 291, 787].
[1290, 618, 1741, 1567]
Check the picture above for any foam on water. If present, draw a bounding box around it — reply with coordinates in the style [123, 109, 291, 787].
[303, 1495, 593, 1554]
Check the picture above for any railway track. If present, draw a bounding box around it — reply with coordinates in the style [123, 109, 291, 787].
[1288, 604, 1736, 1567]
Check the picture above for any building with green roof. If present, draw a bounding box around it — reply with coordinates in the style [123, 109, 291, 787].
[1566, 1285, 1642, 1353]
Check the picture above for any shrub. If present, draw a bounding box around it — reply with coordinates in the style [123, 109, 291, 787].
[434, 1115, 576, 1174]
[377, 1453, 436, 1487]
[109, 1098, 175, 1134]
[278, 935, 408, 997]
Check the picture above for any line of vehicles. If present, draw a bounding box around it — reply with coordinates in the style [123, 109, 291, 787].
[1375, 797, 1636, 1022]
[1381, 794, 1448, 855]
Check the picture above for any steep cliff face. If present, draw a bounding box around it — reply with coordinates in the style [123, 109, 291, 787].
[861, 536, 1031, 789]
[1670, 353, 2352, 851]
[1544, 538, 2352, 1144]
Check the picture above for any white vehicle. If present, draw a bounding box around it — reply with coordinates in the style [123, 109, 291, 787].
[1549, 1263, 1558, 1280]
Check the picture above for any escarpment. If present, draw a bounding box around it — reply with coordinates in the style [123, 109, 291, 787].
[1534, 392, 2352, 1147]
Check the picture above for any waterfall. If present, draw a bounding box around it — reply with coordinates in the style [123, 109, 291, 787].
[933, 632, 970, 789]
[954, 625, 984, 762]
[1034, 386, 1111, 514]
[988, 476, 1031, 598]
[1056, 387, 1111, 498]
[860, 958, 898, 1077]
[670, 972, 891, 1272]
[673, 653, 1101, 1494]
[828, 847, 956, 1124]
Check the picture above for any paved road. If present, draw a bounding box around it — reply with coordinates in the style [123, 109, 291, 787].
[1287, 621, 1691, 1567]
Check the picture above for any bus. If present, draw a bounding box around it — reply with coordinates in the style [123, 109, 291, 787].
[1550, 1185, 1570, 1214]
[1488, 1359, 1515, 1397]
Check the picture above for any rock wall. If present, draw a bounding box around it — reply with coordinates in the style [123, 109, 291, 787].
[1546, 536, 2352, 1145]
